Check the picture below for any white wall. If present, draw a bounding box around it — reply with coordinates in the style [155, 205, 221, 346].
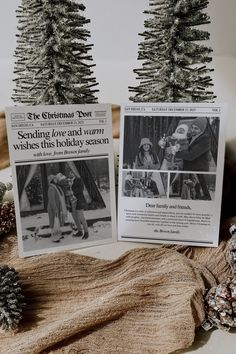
[0, 1, 236, 149]
[85, 0, 236, 59]
[2, 0, 235, 60]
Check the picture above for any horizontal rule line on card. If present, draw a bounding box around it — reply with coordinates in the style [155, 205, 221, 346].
[12, 123, 107, 130]
[125, 112, 220, 116]
[121, 236, 214, 244]
[125, 106, 221, 109]
[15, 154, 109, 164]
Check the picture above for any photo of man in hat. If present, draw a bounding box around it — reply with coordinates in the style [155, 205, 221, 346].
[175, 117, 211, 172]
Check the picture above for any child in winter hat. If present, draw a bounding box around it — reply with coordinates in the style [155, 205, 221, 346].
[134, 137, 160, 169]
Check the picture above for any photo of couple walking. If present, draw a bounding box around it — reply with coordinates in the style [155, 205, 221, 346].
[123, 116, 219, 173]
[47, 171, 89, 243]
[16, 158, 113, 253]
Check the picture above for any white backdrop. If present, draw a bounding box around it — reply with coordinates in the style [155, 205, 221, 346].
[0, 0, 236, 146]
[1, 1, 236, 60]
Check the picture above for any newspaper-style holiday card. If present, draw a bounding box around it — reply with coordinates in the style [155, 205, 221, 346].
[118, 103, 227, 247]
[6, 104, 116, 257]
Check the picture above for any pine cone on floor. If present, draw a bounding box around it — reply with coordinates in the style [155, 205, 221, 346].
[202, 225, 236, 331]
[0, 265, 25, 331]
[203, 279, 236, 330]
[0, 201, 16, 236]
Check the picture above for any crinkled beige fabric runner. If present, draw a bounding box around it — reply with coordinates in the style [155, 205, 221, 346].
[0, 230, 233, 354]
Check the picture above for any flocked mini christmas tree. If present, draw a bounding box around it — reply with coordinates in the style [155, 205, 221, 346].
[13, 0, 44, 104]
[12, 0, 99, 105]
[129, 0, 216, 102]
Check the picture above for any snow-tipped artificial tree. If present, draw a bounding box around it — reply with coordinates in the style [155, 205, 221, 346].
[12, 0, 99, 105]
[12, 0, 38, 104]
[129, 0, 216, 102]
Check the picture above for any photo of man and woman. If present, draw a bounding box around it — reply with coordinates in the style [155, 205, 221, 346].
[16, 158, 113, 252]
[122, 171, 168, 199]
[123, 115, 219, 173]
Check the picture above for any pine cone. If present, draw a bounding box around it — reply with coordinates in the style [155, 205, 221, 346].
[202, 278, 236, 330]
[0, 265, 25, 331]
[202, 224, 236, 331]
[0, 182, 7, 203]
[0, 201, 16, 236]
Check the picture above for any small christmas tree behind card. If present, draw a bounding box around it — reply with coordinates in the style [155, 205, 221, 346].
[13, 0, 99, 105]
[129, 0, 216, 103]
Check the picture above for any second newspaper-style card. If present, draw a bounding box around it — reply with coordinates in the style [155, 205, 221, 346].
[5, 104, 116, 257]
[118, 103, 227, 247]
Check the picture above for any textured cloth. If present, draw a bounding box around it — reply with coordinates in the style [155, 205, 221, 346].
[165, 217, 235, 284]
[0, 227, 233, 354]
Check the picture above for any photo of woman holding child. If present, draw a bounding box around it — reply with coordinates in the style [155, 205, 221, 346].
[123, 115, 219, 173]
